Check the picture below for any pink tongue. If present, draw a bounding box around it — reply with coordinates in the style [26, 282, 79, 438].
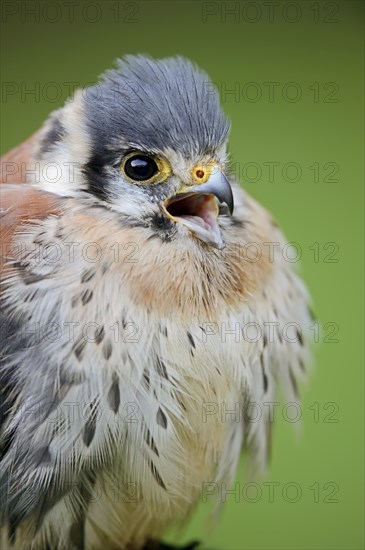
[180, 214, 209, 231]
[166, 193, 225, 248]
[174, 213, 224, 249]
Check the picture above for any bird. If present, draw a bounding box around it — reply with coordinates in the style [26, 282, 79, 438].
[0, 55, 312, 550]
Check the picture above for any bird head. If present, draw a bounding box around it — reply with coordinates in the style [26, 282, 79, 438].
[35, 55, 234, 249]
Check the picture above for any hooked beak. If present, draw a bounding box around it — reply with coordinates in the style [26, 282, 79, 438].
[163, 169, 234, 249]
[190, 168, 234, 216]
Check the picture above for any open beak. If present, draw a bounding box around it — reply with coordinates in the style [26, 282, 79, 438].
[163, 169, 234, 249]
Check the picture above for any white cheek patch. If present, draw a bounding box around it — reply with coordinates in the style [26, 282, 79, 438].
[33, 90, 92, 197]
[62, 90, 91, 166]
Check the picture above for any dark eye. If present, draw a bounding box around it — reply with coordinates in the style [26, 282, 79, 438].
[123, 154, 159, 182]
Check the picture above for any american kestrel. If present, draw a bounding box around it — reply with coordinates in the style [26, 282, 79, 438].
[0, 56, 311, 549]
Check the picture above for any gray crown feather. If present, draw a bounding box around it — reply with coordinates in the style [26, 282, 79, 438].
[85, 54, 230, 157]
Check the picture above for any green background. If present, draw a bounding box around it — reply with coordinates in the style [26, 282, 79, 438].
[1, 1, 364, 548]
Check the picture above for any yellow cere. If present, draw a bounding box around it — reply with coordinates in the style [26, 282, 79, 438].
[190, 161, 216, 184]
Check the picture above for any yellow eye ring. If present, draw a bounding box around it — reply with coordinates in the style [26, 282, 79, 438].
[121, 152, 172, 185]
